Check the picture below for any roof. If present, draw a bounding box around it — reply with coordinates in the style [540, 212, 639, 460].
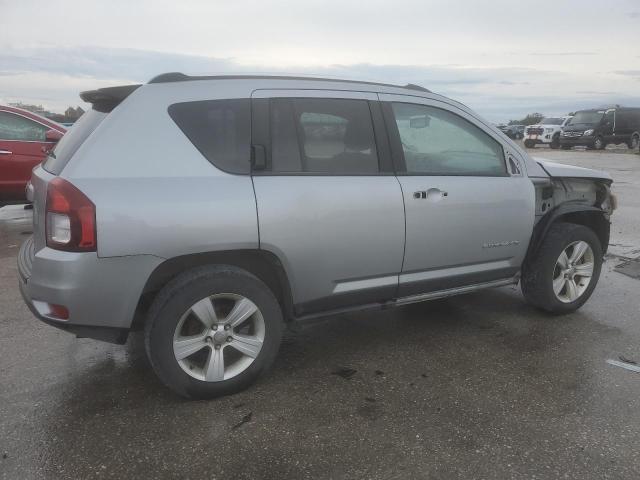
[147, 72, 431, 93]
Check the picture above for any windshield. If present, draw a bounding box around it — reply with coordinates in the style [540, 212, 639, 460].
[540, 117, 563, 125]
[43, 109, 107, 175]
[568, 111, 604, 126]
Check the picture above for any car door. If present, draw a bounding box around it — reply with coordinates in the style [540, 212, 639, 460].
[378, 94, 535, 297]
[0, 110, 49, 202]
[602, 109, 616, 144]
[250, 90, 405, 316]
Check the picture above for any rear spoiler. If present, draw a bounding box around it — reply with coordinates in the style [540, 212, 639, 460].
[79, 84, 141, 113]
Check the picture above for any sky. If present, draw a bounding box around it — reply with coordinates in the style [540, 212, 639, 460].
[1, 0, 639, 122]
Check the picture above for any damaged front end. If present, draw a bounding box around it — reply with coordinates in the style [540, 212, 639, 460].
[527, 157, 615, 256]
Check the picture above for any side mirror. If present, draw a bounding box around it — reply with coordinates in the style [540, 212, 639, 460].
[409, 115, 430, 129]
[45, 129, 63, 142]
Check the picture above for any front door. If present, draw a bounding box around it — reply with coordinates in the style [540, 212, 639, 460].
[251, 90, 405, 315]
[379, 94, 535, 297]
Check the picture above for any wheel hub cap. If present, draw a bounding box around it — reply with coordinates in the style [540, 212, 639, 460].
[172, 293, 265, 382]
[553, 241, 595, 303]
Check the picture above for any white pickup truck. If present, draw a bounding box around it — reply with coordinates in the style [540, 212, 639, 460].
[524, 116, 572, 149]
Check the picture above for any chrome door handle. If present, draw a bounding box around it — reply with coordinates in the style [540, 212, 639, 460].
[0, 150, 12, 155]
[414, 189, 448, 200]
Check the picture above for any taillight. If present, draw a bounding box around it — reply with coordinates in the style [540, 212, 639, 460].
[46, 178, 96, 252]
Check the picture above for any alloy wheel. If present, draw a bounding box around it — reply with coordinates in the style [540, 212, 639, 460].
[173, 294, 265, 381]
[552, 241, 594, 303]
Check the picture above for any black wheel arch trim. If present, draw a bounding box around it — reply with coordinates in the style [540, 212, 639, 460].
[133, 249, 296, 329]
[526, 203, 610, 263]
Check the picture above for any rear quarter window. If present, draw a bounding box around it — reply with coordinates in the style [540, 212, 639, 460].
[168, 99, 251, 174]
[43, 110, 107, 175]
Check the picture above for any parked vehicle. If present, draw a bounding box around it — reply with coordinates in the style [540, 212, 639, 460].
[499, 124, 525, 140]
[560, 107, 640, 150]
[524, 116, 572, 149]
[18, 74, 616, 399]
[0, 105, 66, 206]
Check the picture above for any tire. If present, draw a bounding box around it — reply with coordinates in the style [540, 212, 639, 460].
[524, 140, 535, 148]
[593, 136, 605, 150]
[521, 223, 602, 314]
[628, 133, 639, 151]
[549, 134, 560, 149]
[145, 265, 284, 399]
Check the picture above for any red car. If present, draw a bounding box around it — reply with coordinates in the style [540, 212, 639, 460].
[0, 105, 66, 206]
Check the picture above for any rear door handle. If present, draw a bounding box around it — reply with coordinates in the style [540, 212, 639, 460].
[0, 150, 12, 155]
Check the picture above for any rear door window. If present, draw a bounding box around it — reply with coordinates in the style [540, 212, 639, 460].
[0, 111, 48, 141]
[168, 99, 251, 174]
[269, 98, 379, 174]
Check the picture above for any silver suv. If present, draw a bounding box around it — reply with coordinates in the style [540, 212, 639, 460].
[18, 74, 615, 399]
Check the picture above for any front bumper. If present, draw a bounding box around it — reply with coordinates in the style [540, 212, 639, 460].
[18, 236, 163, 344]
[560, 135, 596, 147]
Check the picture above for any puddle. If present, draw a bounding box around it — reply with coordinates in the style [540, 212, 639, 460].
[614, 260, 640, 280]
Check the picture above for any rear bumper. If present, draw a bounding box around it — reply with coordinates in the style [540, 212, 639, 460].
[18, 236, 163, 344]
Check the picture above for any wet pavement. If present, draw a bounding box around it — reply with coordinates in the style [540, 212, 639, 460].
[1, 149, 640, 479]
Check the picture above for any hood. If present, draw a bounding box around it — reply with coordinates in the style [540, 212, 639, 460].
[563, 124, 595, 133]
[533, 157, 612, 182]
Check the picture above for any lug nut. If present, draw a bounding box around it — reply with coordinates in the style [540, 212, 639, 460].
[214, 344, 221, 350]
[212, 325, 218, 330]
[224, 324, 230, 331]
[227, 337, 233, 342]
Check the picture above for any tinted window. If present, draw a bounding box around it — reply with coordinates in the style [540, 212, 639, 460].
[391, 103, 506, 176]
[0, 111, 48, 141]
[270, 98, 379, 174]
[43, 110, 106, 175]
[168, 99, 251, 174]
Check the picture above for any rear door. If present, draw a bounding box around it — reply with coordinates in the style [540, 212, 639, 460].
[251, 90, 405, 315]
[379, 94, 534, 297]
[0, 110, 50, 202]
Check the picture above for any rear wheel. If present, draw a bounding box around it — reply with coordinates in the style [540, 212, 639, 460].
[549, 134, 560, 149]
[628, 133, 639, 150]
[145, 265, 284, 399]
[524, 139, 535, 148]
[522, 223, 602, 314]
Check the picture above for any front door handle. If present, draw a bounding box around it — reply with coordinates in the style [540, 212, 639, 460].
[0, 150, 12, 155]
[414, 189, 448, 199]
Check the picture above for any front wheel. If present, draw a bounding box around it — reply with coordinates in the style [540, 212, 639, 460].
[145, 265, 284, 399]
[550, 134, 560, 149]
[628, 134, 639, 151]
[593, 136, 605, 150]
[524, 139, 535, 148]
[522, 223, 602, 314]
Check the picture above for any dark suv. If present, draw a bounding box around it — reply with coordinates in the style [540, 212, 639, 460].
[561, 107, 640, 150]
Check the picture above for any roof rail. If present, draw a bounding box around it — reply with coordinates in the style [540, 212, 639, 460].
[403, 83, 430, 92]
[147, 72, 431, 93]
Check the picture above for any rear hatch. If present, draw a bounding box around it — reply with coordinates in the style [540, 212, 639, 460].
[29, 84, 140, 256]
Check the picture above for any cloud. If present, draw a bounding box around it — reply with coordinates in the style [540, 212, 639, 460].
[529, 52, 597, 56]
[612, 70, 640, 81]
[1, 46, 639, 122]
